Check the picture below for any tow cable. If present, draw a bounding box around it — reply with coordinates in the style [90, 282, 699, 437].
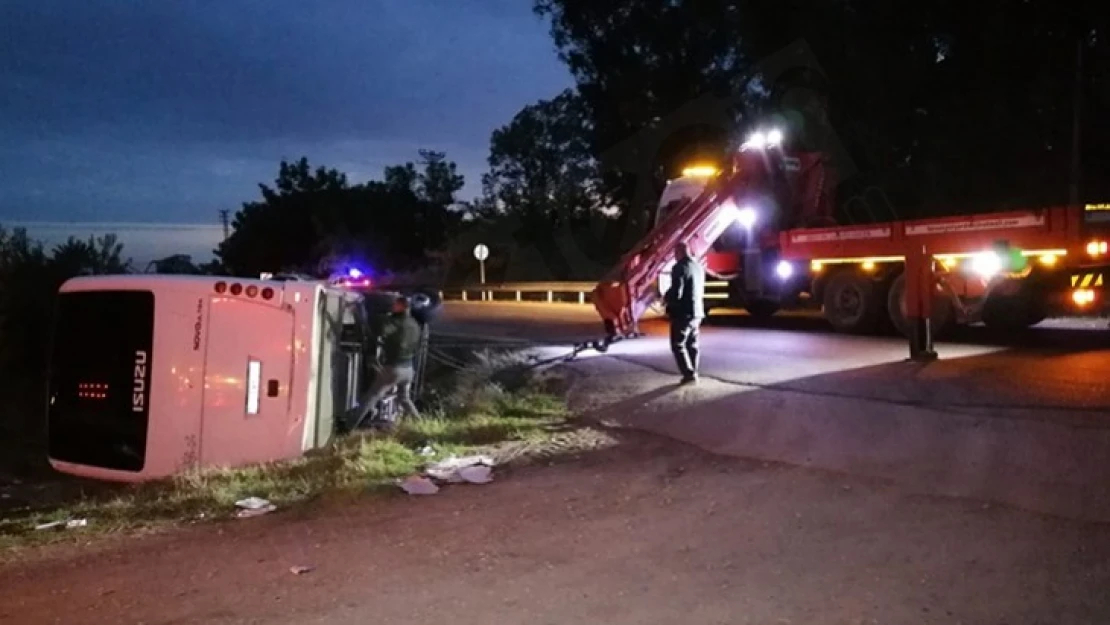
[569, 327, 646, 360]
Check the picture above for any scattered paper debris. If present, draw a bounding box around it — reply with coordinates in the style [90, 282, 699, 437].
[398, 475, 439, 495]
[235, 496, 272, 509]
[457, 465, 493, 484]
[34, 518, 88, 531]
[424, 455, 496, 484]
[234, 497, 277, 518]
[289, 565, 316, 575]
[394, 455, 498, 496]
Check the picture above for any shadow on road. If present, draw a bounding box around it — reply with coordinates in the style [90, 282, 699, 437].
[759, 350, 1110, 414]
[576, 385, 682, 426]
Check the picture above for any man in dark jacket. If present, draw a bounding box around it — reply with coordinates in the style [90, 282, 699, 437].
[664, 242, 705, 383]
[345, 295, 423, 431]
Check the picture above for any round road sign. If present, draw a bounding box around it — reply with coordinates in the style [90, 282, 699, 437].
[473, 244, 489, 261]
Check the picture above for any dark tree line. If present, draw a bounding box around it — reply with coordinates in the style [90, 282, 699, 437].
[436, 0, 1109, 280]
[214, 150, 465, 278]
[0, 230, 130, 448]
[528, 0, 1108, 220]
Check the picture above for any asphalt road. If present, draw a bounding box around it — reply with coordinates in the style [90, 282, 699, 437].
[437, 301, 1110, 522]
[435, 301, 1110, 411]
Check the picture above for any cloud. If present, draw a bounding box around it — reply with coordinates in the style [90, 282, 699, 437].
[0, 0, 573, 229]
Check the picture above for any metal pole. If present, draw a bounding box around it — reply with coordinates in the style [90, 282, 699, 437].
[218, 209, 230, 241]
[906, 243, 937, 362]
[479, 259, 486, 301]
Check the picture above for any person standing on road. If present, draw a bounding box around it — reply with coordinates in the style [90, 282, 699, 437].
[665, 241, 705, 384]
[343, 295, 423, 432]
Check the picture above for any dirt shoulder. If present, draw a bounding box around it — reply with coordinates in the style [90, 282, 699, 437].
[2, 430, 1108, 625]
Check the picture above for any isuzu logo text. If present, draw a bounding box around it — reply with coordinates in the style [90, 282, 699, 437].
[132, 350, 149, 413]
[192, 298, 203, 350]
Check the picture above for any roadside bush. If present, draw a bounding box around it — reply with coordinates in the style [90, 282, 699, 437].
[0, 227, 129, 461]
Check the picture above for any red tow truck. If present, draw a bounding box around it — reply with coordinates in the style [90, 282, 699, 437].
[591, 128, 1110, 343]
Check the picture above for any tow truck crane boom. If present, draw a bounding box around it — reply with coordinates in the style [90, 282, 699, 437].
[591, 161, 768, 342]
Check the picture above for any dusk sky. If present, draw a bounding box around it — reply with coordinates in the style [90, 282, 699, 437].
[1, 0, 572, 263]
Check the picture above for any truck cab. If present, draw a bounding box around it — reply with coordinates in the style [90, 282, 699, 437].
[653, 145, 828, 318]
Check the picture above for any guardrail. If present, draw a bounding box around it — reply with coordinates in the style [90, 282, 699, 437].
[425, 281, 731, 305]
[438, 282, 597, 304]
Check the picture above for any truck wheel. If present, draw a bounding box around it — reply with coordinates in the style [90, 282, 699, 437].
[822, 272, 881, 333]
[744, 299, 780, 320]
[886, 273, 954, 338]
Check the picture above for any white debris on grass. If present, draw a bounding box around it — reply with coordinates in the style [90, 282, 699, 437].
[398, 475, 439, 495]
[424, 455, 496, 484]
[457, 464, 493, 484]
[396, 454, 498, 495]
[234, 496, 277, 518]
[34, 518, 87, 531]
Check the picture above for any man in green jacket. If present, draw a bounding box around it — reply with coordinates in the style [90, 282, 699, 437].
[345, 295, 423, 432]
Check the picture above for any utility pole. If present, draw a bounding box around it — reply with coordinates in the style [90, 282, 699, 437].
[218, 209, 230, 241]
[1069, 37, 1083, 206]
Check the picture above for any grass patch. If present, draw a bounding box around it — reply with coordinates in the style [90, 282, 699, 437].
[0, 348, 573, 553]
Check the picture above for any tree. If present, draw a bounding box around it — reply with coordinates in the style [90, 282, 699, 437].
[0, 227, 131, 436]
[416, 149, 466, 208]
[215, 155, 463, 278]
[480, 89, 602, 230]
[215, 157, 351, 276]
[384, 149, 466, 208]
[149, 254, 202, 274]
[910, 4, 1108, 210]
[383, 162, 419, 194]
[532, 0, 758, 215]
[463, 89, 663, 280]
[50, 234, 131, 277]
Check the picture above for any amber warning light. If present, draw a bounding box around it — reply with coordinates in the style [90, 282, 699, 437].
[681, 164, 718, 178]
